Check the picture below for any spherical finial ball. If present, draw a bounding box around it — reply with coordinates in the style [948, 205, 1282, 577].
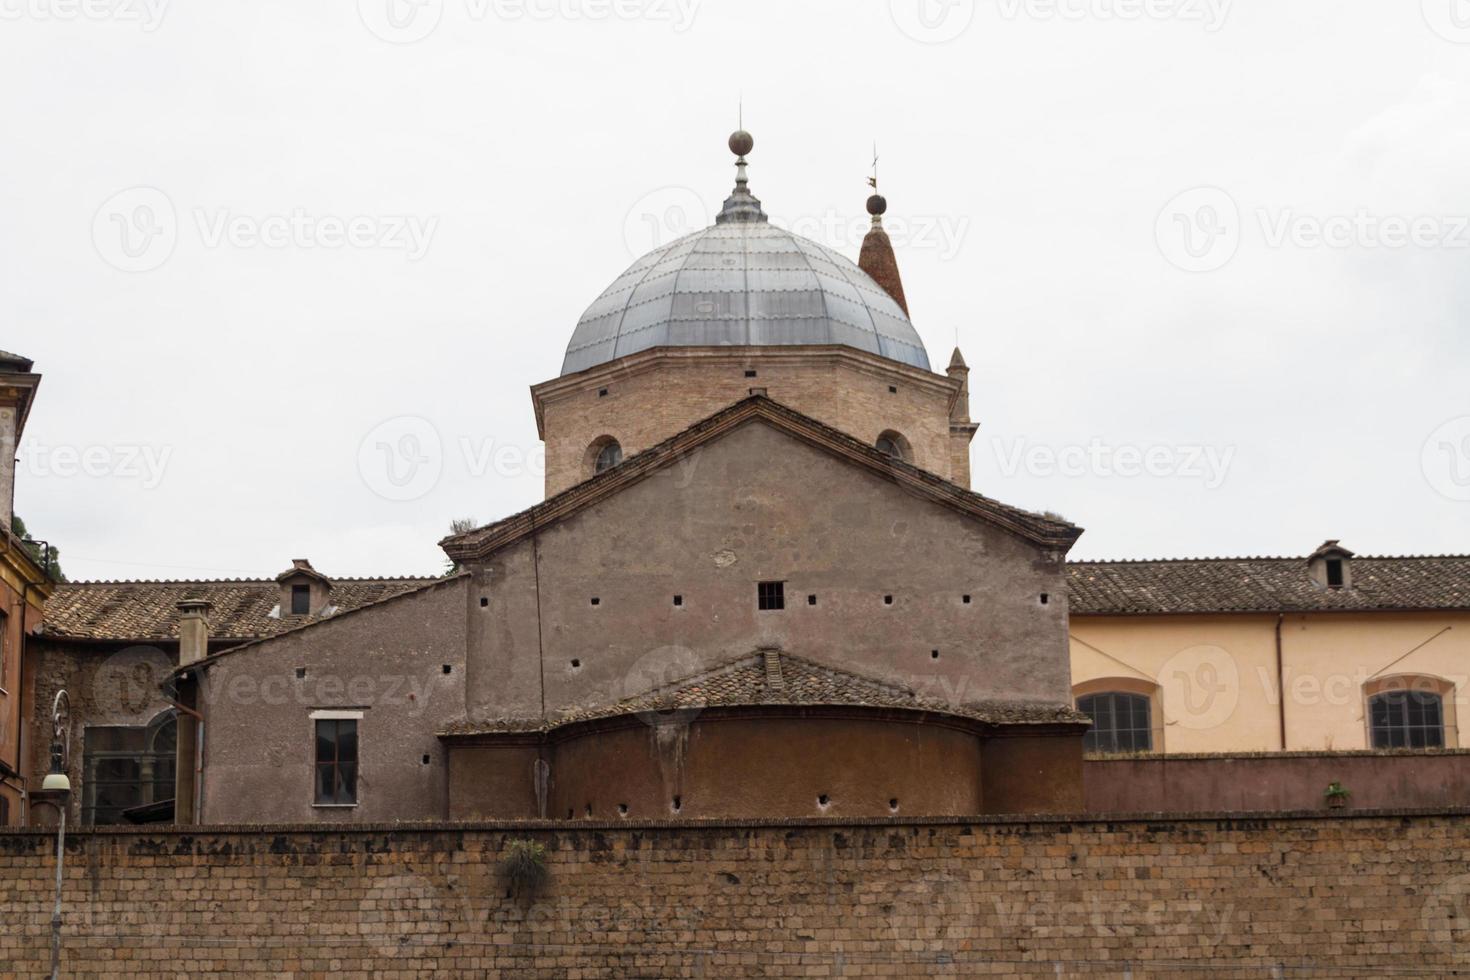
[866, 193, 888, 217]
[728, 129, 754, 157]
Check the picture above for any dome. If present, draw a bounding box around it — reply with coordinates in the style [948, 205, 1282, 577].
[561, 221, 931, 376]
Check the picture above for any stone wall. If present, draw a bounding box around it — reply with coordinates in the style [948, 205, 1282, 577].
[1, 810, 1467, 977]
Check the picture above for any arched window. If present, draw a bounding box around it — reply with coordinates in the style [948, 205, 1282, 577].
[585, 436, 624, 477]
[875, 430, 911, 463]
[1077, 691, 1154, 754]
[1369, 690, 1445, 749]
[596, 441, 623, 473]
[81, 709, 177, 825]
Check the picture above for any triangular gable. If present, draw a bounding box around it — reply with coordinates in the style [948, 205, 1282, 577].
[442, 396, 1081, 563]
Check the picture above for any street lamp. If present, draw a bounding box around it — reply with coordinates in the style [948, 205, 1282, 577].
[44, 689, 70, 980]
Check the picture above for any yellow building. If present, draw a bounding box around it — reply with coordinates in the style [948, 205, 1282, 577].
[1068, 541, 1469, 754]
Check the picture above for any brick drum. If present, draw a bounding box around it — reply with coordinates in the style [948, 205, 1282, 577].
[1, 811, 1468, 977]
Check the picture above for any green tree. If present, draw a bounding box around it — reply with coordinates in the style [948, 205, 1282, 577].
[443, 517, 477, 576]
[11, 514, 66, 582]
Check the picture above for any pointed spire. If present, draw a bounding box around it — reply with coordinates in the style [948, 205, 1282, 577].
[716, 128, 768, 224]
[857, 183, 910, 315]
[948, 347, 967, 371]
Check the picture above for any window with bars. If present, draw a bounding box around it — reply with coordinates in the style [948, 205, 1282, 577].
[81, 712, 177, 825]
[1077, 692, 1153, 754]
[314, 718, 359, 805]
[757, 581, 785, 611]
[1369, 690, 1444, 749]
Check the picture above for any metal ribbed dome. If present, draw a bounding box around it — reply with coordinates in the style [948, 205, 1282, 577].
[561, 222, 931, 376]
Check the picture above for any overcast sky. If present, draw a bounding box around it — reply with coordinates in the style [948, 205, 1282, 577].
[4, 0, 1469, 581]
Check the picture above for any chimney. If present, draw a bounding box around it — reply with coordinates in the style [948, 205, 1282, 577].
[857, 193, 909, 315]
[178, 599, 212, 667]
[946, 347, 980, 489]
[0, 351, 39, 534]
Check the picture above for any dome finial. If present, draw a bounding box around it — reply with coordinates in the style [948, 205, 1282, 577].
[717, 115, 766, 224]
[866, 141, 888, 221]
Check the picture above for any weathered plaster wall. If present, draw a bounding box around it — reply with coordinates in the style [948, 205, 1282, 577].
[0, 812, 1466, 976]
[467, 420, 1070, 724]
[1069, 612, 1470, 753]
[1084, 750, 1470, 813]
[534, 347, 962, 495]
[198, 577, 468, 824]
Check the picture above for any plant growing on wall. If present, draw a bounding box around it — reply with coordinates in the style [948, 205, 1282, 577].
[501, 838, 549, 900]
[1324, 781, 1351, 809]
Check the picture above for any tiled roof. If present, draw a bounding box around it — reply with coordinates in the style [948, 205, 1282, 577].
[1068, 556, 1470, 615]
[43, 577, 438, 642]
[440, 651, 1087, 735]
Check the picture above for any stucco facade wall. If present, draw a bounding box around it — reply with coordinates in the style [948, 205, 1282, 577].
[1069, 612, 1470, 753]
[198, 577, 469, 824]
[1, 812, 1466, 976]
[1084, 750, 1470, 813]
[533, 348, 963, 495]
[467, 420, 1071, 725]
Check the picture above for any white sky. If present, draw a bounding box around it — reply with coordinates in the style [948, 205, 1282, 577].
[4, 0, 1470, 581]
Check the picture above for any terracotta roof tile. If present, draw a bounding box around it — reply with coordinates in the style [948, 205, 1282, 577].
[1068, 556, 1470, 614]
[440, 651, 1087, 735]
[43, 577, 438, 642]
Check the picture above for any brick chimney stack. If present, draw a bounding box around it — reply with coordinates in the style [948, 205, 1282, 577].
[858, 192, 909, 316]
[178, 599, 212, 667]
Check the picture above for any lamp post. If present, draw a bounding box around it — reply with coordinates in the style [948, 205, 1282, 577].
[42, 689, 70, 980]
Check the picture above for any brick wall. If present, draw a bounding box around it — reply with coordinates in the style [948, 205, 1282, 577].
[2, 810, 1468, 976]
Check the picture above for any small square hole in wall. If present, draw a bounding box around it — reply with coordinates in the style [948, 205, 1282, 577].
[817, 794, 831, 808]
[295, 667, 306, 679]
[673, 595, 684, 607]
[590, 597, 600, 606]
[931, 650, 940, 660]
[618, 803, 629, 816]
[672, 795, 682, 813]
[1040, 593, 1050, 605]
[962, 595, 972, 605]
[571, 659, 582, 670]
[744, 369, 757, 378]
[888, 385, 897, 394]
[883, 595, 894, 606]
[889, 798, 899, 813]
[442, 664, 452, 675]
[597, 387, 609, 398]
[422, 754, 431, 765]
[807, 595, 817, 606]
[480, 597, 489, 608]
